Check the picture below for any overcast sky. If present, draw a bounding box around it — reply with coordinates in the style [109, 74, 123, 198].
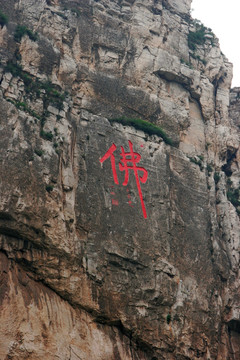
[191, 0, 240, 87]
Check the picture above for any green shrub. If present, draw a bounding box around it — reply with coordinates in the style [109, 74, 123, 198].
[214, 172, 220, 185]
[188, 19, 215, 51]
[22, 73, 32, 87]
[40, 130, 53, 141]
[6, 98, 15, 104]
[226, 179, 240, 215]
[0, 9, 8, 27]
[41, 80, 65, 110]
[180, 58, 191, 67]
[45, 185, 54, 192]
[25, 79, 41, 98]
[166, 314, 171, 324]
[109, 117, 173, 145]
[55, 11, 68, 20]
[30, 110, 40, 119]
[5, 62, 42, 101]
[35, 149, 44, 157]
[188, 26, 206, 50]
[227, 189, 240, 207]
[206, 164, 213, 175]
[70, 8, 81, 17]
[6, 96, 40, 118]
[189, 156, 203, 170]
[63, 6, 81, 17]
[14, 49, 22, 61]
[190, 53, 207, 65]
[5, 62, 65, 111]
[41, 80, 53, 93]
[227, 178, 233, 186]
[16, 101, 28, 111]
[14, 25, 38, 42]
[5, 61, 23, 76]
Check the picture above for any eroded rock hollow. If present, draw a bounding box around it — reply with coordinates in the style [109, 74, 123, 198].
[0, 0, 239, 359]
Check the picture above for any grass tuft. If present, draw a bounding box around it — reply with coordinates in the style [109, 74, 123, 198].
[0, 9, 8, 27]
[14, 25, 38, 42]
[40, 130, 53, 141]
[109, 117, 173, 145]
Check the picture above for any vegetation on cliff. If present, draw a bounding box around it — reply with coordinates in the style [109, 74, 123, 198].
[109, 117, 173, 145]
[14, 25, 38, 42]
[0, 9, 8, 27]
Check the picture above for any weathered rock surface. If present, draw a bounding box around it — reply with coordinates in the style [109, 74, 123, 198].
[0, 0, 239, 359]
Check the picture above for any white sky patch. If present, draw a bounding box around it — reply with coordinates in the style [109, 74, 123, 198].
[191, 0, 240, 87]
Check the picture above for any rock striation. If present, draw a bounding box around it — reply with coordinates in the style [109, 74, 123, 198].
[0, 0, 239, 359]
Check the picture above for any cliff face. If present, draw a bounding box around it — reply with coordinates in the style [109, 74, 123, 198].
[0, 0, 239, 359]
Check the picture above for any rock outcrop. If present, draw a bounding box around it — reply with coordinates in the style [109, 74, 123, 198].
[0, 0, 239, 359]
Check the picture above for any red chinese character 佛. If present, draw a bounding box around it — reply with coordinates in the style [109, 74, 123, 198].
[100, 141, 148, 218]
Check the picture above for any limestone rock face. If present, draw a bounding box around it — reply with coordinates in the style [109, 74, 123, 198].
[0, 0, 239, 359]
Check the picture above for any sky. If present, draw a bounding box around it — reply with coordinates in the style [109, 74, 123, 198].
[191, 0, 240, 87]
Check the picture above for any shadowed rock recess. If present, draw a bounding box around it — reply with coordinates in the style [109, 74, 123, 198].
[0, 0, 239, 359]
